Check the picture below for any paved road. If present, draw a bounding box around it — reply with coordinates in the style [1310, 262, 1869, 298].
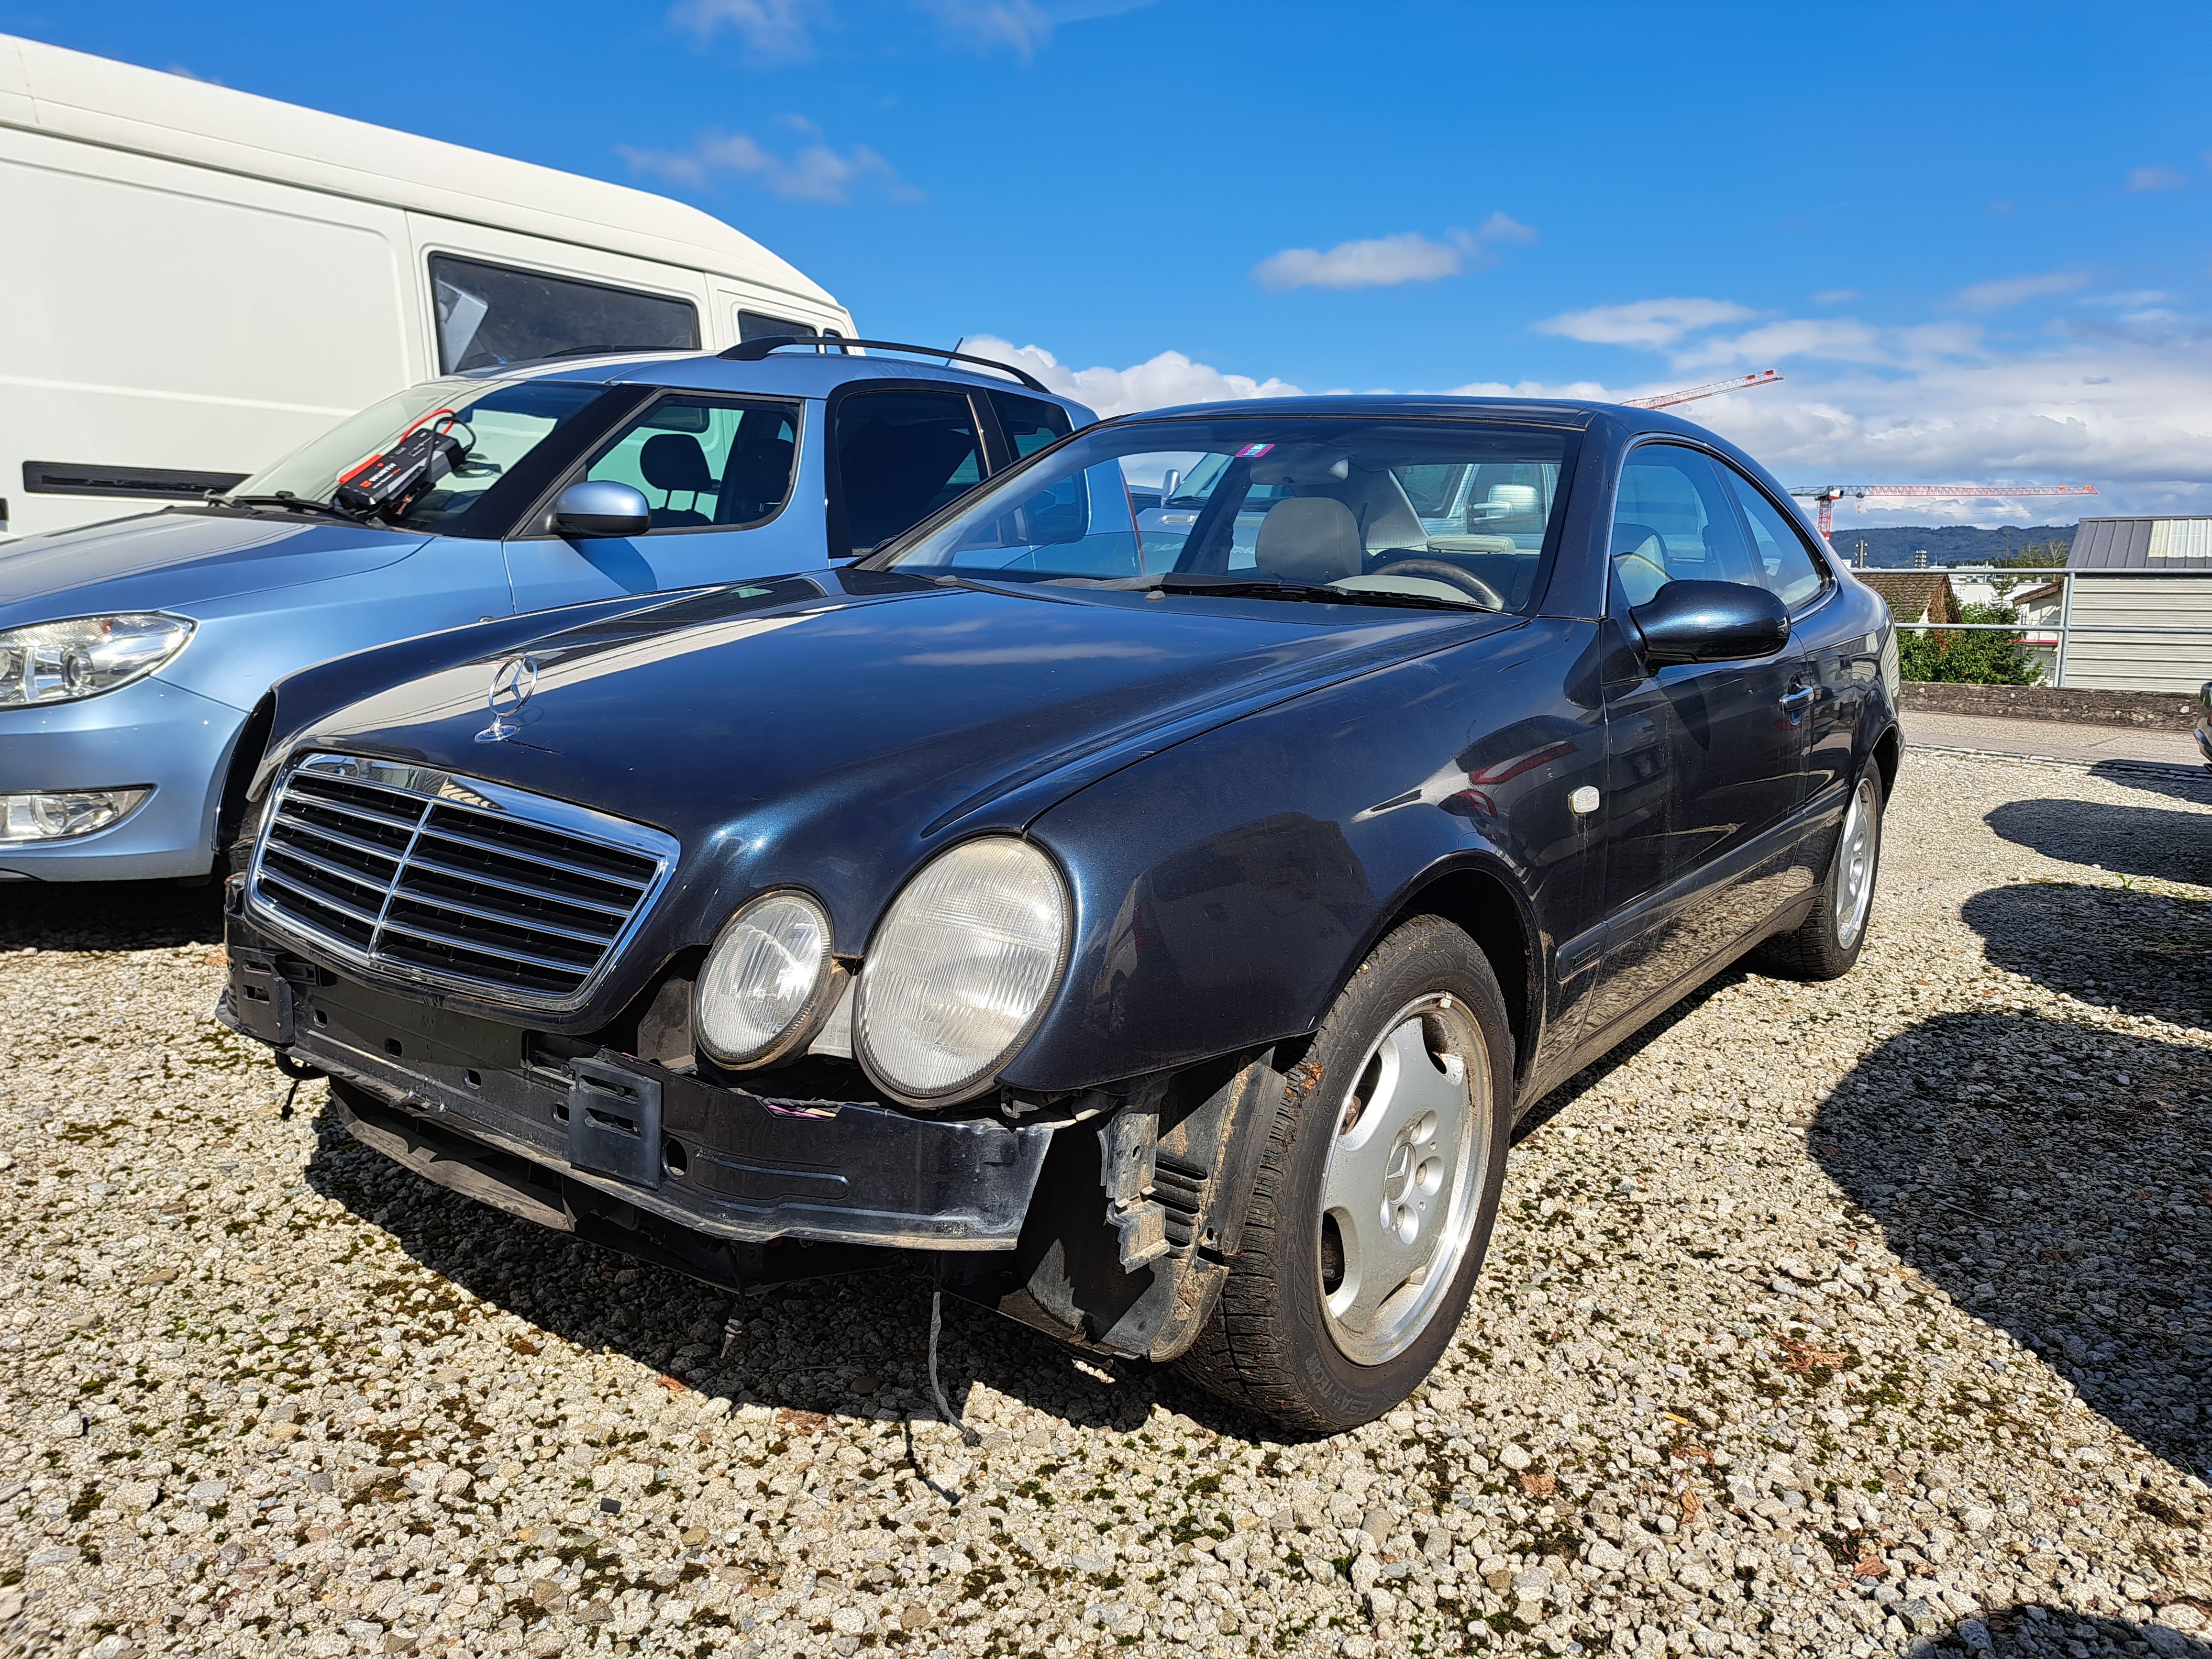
[1904, 708, 2204, 772]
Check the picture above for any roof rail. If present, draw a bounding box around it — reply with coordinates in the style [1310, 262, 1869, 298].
[717, 335, 1050, 395]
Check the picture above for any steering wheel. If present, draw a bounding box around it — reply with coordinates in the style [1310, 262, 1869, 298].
[1365, 557, 1507, 611]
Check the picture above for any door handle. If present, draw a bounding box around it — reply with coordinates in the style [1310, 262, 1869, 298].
[1779, 686, 1814, 709]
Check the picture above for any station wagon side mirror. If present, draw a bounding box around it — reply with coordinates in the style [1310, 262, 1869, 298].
[1629, 579, 1791, 667]
[550, 480, 650, 539]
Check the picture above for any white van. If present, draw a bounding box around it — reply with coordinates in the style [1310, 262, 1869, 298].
[0, 34, 855, 539]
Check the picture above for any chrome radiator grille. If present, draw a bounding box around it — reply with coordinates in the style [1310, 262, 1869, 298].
[247, 753, 676, 1009]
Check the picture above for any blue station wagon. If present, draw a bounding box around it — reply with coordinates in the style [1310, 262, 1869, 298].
[220, 395, 1900, 1431]
[0, 340, 1091, 881]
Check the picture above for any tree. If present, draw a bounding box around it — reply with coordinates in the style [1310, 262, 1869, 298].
[1898, 600, 2041, 685]
[1990, 536, 2070, 598]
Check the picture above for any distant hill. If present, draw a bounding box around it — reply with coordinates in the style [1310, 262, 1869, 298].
[1820, 523, 2075, 569]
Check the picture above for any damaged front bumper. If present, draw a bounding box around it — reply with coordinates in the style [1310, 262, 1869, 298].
[216, 910, 1055, 1259]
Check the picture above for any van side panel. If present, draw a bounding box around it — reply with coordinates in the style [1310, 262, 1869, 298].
[0, 127, 412, 538]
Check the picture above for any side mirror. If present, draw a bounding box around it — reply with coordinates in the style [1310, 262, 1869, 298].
[1160, 468, 1182, 503]
[550, 480, 650, 539]
[1629, 579, 1791, 666]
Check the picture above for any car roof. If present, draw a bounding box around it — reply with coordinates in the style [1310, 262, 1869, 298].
[476, 348, 1093, 415]
[1116, 395, 1608, 430]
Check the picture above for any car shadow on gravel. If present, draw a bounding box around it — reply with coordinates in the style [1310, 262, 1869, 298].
[0, 876, 223, 950]
[1964, 882, 2212, 1030]
[1914, 1605, 2211, 1657]
[295, 1100, 1232, 1451]
[1808, 1010, 2212, 1478]
[1985, 798, 2212, 888]
[2087, 760, 2212, 805]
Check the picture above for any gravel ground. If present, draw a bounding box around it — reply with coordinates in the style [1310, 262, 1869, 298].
[2, 750, 2208, 1659]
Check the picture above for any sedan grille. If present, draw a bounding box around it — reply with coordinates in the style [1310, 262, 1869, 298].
[246, 752, 677, 1009]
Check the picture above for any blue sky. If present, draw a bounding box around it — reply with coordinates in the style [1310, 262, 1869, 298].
[11, 0, 2212, 520]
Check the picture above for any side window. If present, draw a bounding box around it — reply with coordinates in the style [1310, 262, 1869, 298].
[582, 396, 797, 531]
[1611, 444, 1759, 607]
[833, 391, 986, 554]
[1721, 466, 1831, 610]
[429, 255, 698, 373]
[989, 392, 1073, 459]
[738, 309, 813, 343]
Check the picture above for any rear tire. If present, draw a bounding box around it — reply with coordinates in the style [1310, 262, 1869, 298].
[1175, 915, 1514, 1433]
[1754, 767, 1884, 981]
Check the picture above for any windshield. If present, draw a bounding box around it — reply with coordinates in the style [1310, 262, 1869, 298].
[234, 377, 606, 532]
[876, 416, 1576, 614]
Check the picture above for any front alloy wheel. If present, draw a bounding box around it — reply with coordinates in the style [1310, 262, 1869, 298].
[1177, 915, 1513, 1433]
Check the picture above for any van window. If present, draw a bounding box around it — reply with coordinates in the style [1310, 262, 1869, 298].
[581, 396, 799, 531]
[738, 310, 817, 343]
[431, 256, 699, 373]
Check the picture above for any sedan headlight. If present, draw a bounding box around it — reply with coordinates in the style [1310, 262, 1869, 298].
[856, 837, 1069, 1105]
[694, 891, 838, 1066]
[0, 615, 194, 707]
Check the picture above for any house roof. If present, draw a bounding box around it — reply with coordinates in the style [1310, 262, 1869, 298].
[2068, 517, 2212, 570]
[1858, 571, 1959, 623]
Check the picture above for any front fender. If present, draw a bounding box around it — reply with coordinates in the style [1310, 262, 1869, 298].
[1010, 619, 1608, 1093]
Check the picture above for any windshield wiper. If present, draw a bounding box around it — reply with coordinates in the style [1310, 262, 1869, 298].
[1148, 573, 1496, 613]
[205, 490, 371, 524]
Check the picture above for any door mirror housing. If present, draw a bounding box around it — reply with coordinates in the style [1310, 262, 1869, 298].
[550, 481, 650, 539]
[1630, 579, 1791, 666]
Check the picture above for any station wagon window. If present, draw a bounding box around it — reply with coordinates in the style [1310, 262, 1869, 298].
[430, 255, 699, 373]
[833, 390, 987, 555]
[1721, 466, 1831, 610]
[1610, 445, 1760, 607]
[875, 416, 1577, 614]
[580, 395, 798, 531]
[990, 393, 1073, 458]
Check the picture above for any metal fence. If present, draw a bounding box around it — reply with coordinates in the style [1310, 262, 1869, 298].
[1856, 564, 2212, 691]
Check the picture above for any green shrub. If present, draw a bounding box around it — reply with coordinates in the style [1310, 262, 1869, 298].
[1898, 601, 2041, 685]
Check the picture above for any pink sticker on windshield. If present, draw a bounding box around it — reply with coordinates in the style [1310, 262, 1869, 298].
[1235, 443, 1275, 458]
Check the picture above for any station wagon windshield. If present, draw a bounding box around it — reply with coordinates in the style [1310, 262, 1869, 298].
[229, 377, 605, 532]
[876, 417, 1577, 614]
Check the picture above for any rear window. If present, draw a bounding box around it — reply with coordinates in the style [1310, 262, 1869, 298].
[431, 255, 700, 373]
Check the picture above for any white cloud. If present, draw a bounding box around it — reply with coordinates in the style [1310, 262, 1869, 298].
[914, 0, 1157, 55]
[1949, 270, 2091, 312]
[618, 124, 919, 203]
[1251, 215, 1536, 294]
[959, 335, 1302, 418]
[1534, 297, 1756, 350]
[669, 0, 819, 57]
[2125, 164, 2188, 192]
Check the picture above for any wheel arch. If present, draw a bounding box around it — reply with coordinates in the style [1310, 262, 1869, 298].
[1870, 720, 1902, 801]
[1368, 856, 1540, 1085]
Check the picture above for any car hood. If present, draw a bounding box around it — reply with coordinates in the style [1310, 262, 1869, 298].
[290, 571, 1515, 960]
[0, 509, 430, 623]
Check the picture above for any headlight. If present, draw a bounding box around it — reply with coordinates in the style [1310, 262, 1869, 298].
[694, 891, 837, 1066]
[856, 837, 1068, 1105]
[0, 615, 194, 707]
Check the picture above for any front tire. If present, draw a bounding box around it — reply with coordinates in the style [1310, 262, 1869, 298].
[1754, 767, 1884, 981]
[1176, 916, 1514, 1433]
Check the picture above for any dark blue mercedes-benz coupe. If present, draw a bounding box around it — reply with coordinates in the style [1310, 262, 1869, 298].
[218, 396, 1900, 1432]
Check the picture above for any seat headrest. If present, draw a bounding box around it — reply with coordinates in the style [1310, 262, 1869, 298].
[640, 432, 715, 493]
[1255, 496, 1362, 586]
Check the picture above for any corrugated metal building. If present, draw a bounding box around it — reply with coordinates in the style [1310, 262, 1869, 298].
[2059, 518, 2212, 693]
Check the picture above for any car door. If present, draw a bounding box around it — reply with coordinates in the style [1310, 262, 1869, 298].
[500, 391, 816, 611]
[1582, 442, 1815, 1039]
[1722, 466, 1861, 807]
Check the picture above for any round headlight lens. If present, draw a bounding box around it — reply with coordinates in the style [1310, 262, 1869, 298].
[857, 838, 1068, 1103]
[695, 891, 834, 1065]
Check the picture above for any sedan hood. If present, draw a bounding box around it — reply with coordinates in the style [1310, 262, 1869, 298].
[0, 509, 429, 623]
[293, 572, 1515, 954]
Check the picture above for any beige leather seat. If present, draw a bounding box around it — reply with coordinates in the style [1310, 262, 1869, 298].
[1254, 496, 1362, 585]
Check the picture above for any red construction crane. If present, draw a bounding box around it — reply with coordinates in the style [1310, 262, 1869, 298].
[1622, 369, 1782, 409]
[1789, 483, 2098, 538]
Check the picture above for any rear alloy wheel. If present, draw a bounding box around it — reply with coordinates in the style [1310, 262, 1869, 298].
[1177, 915, 1513, 1433]
[1754, 767, 1885, 980]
